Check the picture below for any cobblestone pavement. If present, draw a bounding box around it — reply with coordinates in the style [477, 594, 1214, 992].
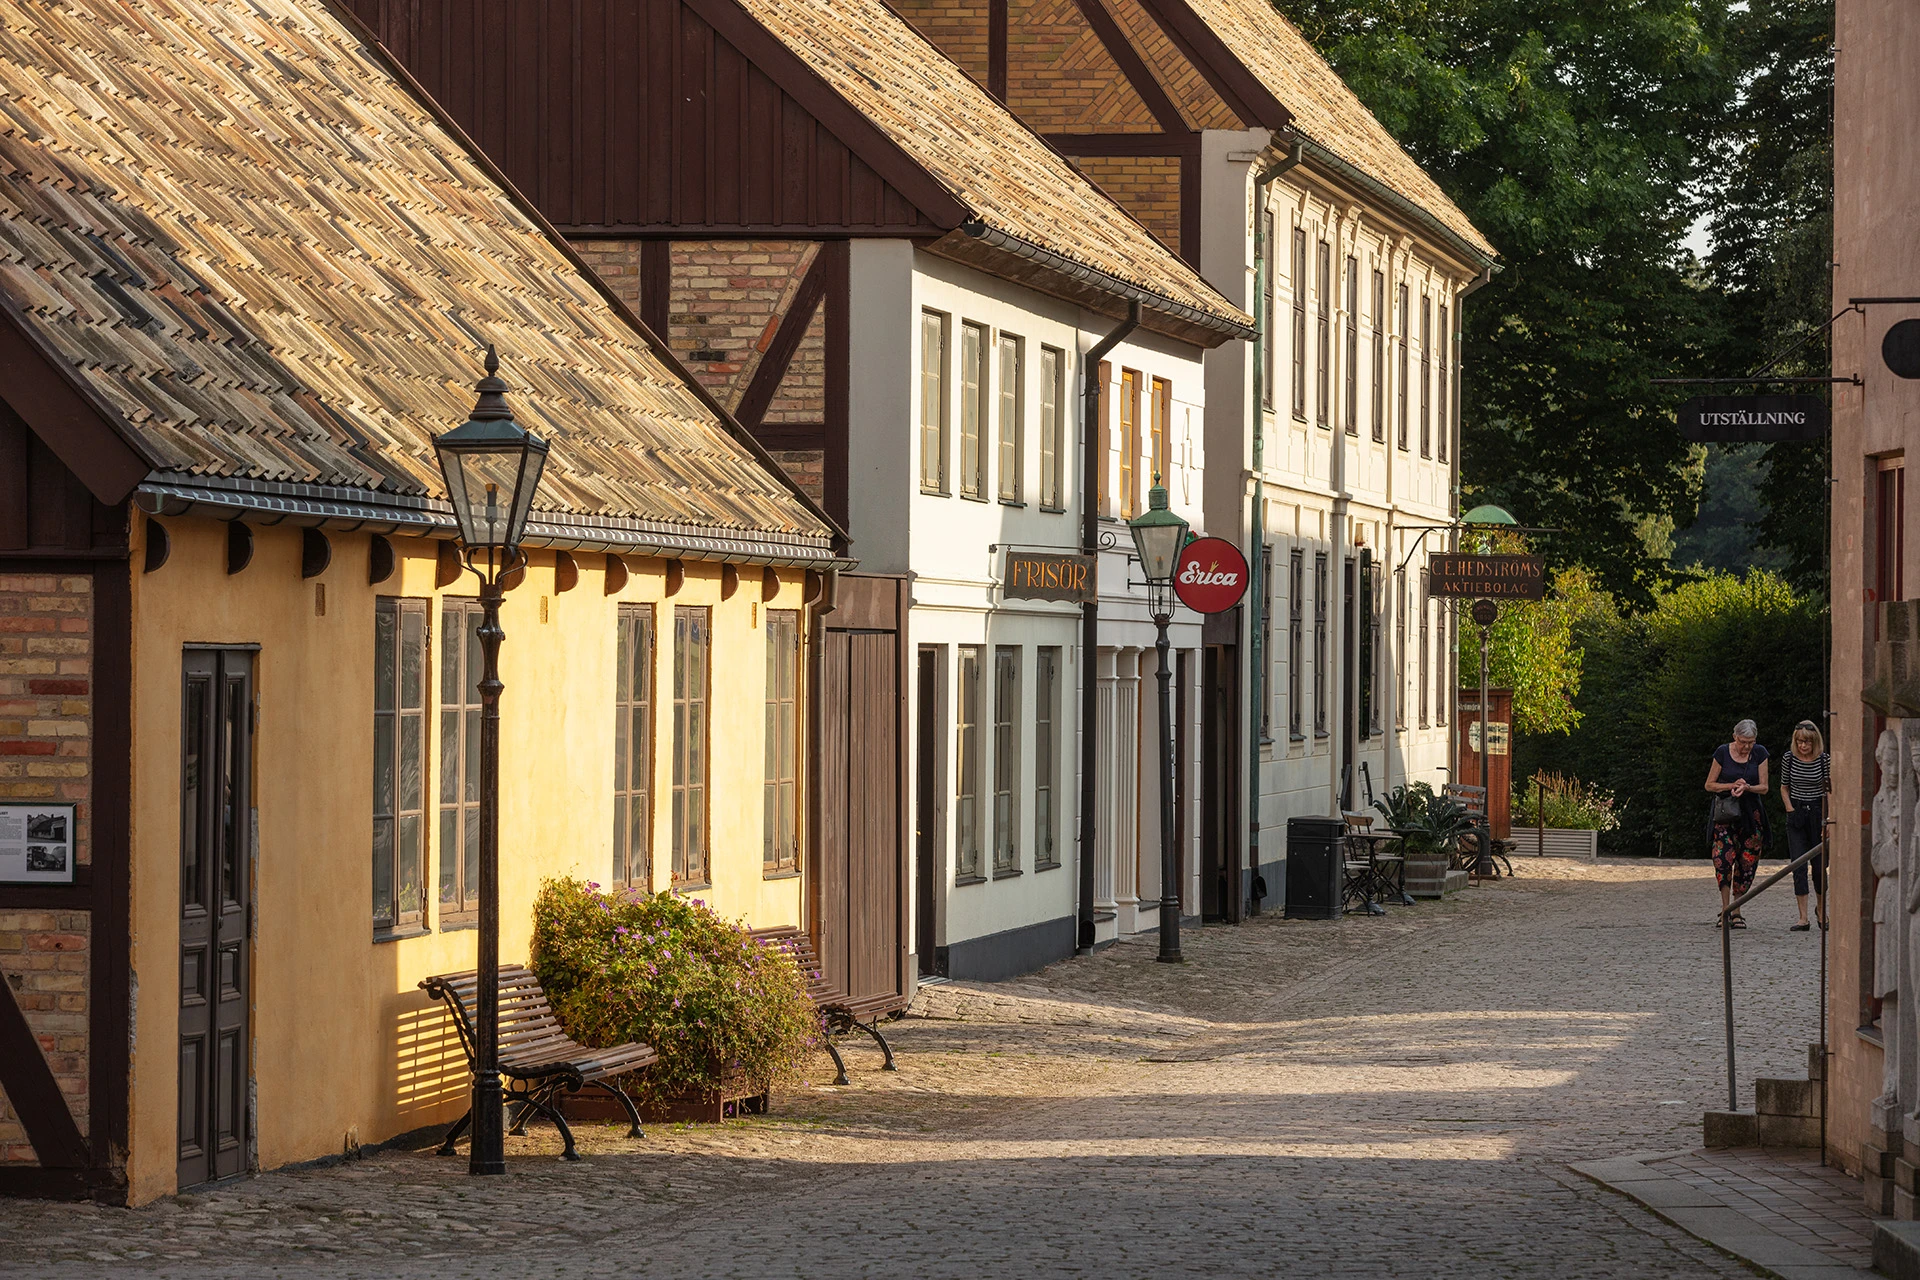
[0, 858, 1838, 1278]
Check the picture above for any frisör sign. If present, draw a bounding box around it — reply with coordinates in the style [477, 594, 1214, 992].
[1173, 538, 1249, 614]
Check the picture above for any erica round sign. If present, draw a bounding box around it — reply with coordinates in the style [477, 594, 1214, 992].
[1173, 537, 1249, 614]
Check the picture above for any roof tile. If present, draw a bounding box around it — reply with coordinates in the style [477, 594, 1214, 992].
[0, 0, 830, 549]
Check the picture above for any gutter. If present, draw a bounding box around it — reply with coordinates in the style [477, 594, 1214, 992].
[134, 475, 844, 570]
[1078, 300, 1142, 956]
[1243, 136, 1304, 918]
[960, 220, 1255, 343]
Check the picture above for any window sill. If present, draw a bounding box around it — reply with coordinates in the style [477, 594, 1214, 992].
[763, 868, 801, 881]
[1314, 730, 1330, 740]
[992, 867, 1023, 880]
[1034, 860, 1062, 873]
[372, 925, 429, 944]
[439, 916, 477, 933]
[955, 874, 988, 887]
[999, 498, 1026, 508]
[1289, 732, 1307, 743]
[673, 882, 713, 894]
[1039, 504, 1067, 515]
[1860, 1024, 1884, 1048]
[921, 487, 950, 498]
[960, 492, 989, 504]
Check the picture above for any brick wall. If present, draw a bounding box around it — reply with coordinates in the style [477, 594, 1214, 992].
[0, 572, 94, 1167]
[0, 911, 90, 1164]
[767, 449, 827, 506]
[888, 0, 990, 83]
[1073, 155, 1182, 255]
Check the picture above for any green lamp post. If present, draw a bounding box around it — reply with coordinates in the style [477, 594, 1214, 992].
[1128, 480, 1191, 963]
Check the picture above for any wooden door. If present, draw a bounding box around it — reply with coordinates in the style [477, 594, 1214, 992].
[1200, 645, 1240, 922]
[178, 649, 252, 1190]
[809, 575, 907, 1000]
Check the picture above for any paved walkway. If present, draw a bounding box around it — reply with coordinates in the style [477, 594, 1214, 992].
[0, 858, 1856, 1278]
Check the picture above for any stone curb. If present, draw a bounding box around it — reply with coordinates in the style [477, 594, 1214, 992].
[1570, 1153, 1867, 1279]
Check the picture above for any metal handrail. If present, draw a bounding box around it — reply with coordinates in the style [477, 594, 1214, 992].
[1717, 836, 1828, 1165]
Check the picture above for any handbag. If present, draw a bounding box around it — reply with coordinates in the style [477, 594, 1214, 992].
[1710, 793, 1743, 826]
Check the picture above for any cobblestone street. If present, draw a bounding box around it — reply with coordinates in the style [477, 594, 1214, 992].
[0, 860, 1837, 1278]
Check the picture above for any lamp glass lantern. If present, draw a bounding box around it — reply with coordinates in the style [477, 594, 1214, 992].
[434, 349, 550, 561]
[1128, 480, 1191, 591]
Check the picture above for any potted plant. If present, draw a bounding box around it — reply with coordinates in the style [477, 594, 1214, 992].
[530, 879, 822, 1122]
[1372, 783, 1477, 896]
[1511, 771, 1620, 859]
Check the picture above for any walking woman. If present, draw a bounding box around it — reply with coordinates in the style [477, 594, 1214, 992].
[1706, 719, 1770, 927]
[1782, 720, 1831, 931]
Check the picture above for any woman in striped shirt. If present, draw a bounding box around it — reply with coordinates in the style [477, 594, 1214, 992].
[1782, 720, 1831, 931]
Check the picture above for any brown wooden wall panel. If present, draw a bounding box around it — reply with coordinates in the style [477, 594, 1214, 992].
[0, 400, 127, 558]
[350, 0, 941, 235]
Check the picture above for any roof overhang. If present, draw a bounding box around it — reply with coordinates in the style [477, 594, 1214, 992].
[933, 222, 1255, 349]
[134, 474, 840, 568]
[1287, 135, 1497, 274]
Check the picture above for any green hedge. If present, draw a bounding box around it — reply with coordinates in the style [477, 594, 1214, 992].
[1514, 570, 1824, 858]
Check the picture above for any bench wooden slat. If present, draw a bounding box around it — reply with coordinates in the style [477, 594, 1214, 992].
[420, 967, 659, 1085]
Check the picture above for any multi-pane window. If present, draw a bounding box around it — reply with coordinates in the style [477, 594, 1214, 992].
[1420, 295, 1432, 459]
[1394, 569, 1408, 730]
[1118, 367, 1140, 517]
[1096, 361, 1111, 514]
[1438, 304, 1451, 463]
[960, 321, 988, 498]
[1150, 378, 1170, 488]
[1040, 346, 1064, 509]
[1288, 549, 1305, 738]
[956, 646, 982, 880]
[992, 647, 1019, 875]
[672, 606, 711, 886]
[613, 605, 655, 890]
[1343, 256, 1358, 435]
[1262, 210, 1276, 409]
[1291, 227, 1307, 419]
[1034, 648, 1060, 868]
[1371, 269, 1386, 443]
[763, 610, 799, 874]
[1418, 568, 1431, 728]
[438, 599, 483, 922]
[920, 310, 948, 492]
[1396, 283, 1409, 450]
[1369, 564, 1383, 737]
[1312, 552, 1329, 736]
[373, 597, 428, 932]
[1260, 544, 1274, 740]
[1437, 602, 1451, 726]
[1315, 241, 1331, 428]
[997, 334, 1023, 502]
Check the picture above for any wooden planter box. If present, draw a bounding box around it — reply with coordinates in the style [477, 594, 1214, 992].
[1512, 828, 1600, 860]
[561, 1078, 769, 1126]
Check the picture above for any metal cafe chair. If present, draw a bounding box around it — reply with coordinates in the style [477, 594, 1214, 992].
[1341, 812, 1388, 915]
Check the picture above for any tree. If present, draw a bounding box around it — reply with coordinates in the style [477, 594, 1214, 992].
[1705, 0, 1832, 594]
[1459, 565, 1611, 736]
[1273, 0, 1739, 605]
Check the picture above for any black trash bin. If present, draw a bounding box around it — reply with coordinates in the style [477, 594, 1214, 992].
[1285, 816, 1346, 919]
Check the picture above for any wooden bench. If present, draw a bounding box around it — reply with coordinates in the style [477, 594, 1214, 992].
[749, 926, 905, 1086]
[420, 964, 659, 1161]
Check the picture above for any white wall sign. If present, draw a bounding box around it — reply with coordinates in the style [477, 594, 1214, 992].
[0, 803, 76, 883]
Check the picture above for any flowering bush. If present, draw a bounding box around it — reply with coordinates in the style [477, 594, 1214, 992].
[1512, 771, 1622, 832]
[529, 878, 820, 1107]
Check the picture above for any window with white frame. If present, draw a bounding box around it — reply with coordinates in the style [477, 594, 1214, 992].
[1034, 648, 1060, 868]
[1040, 346, 1064, 510]
[992, 646, 1019, 874]
[956, 646, 983, 880]
[960, 321, 988, 498]
[920, 310, 948, 493]
[997, 334, 1023, 503]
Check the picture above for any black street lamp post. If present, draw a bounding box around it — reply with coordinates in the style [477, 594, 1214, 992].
[1128, 481, 1190, 965]
[432, 348, 550, 1176]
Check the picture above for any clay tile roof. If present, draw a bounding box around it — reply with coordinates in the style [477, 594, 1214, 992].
[0, 0, 832, 553]
[1181, 0, 1494, 260]
[729, 0, 1251, 334]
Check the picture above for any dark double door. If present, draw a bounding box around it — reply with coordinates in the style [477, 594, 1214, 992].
[178, 649, 252, 1189]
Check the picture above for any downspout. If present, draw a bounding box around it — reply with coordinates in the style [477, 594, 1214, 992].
[1078, 300, 1142, 955]
[1244, 137, 1304, 917]
[1447, 264, 1495, 781]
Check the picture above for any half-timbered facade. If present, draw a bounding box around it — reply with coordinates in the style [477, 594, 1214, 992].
[889, 0, 1497, 912]
[347, 0, 1252, 977]
[0, 0, 836, 1203]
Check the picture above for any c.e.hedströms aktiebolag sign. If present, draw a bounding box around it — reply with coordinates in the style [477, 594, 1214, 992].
[1429, 554, 1547, 601]
[1678, 395, 1829, 443]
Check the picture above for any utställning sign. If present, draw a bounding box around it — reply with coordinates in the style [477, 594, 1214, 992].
[1429, 553, 1547, 600]
[1677, 395, 1828, 443]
